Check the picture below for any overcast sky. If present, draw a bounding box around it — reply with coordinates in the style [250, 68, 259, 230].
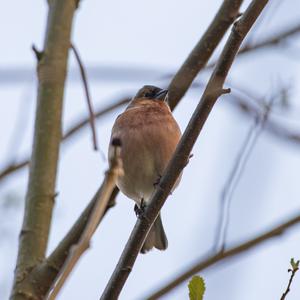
[1, 1, 300, 299]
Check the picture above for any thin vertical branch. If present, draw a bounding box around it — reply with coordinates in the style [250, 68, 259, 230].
[214, 95, 276, 252]
[71, 43, 99, 151]
[213, 117, 259, 251]
[10, 1, 78, 299]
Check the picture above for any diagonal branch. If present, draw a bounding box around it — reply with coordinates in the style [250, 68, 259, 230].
[167, 0, 243, 110]
[63, 97, 130, 141]
[47, 142, 123, 299]
[206, 22, 300, 69]
[237, 22, 300, 55]
[24, 186, 120, 298]
[146, 212, 300, 299]
[100, 1, 269, 299]
[0, 98, 130, 183]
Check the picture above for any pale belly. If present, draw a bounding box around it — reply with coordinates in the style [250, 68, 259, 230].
[109, 104, 182, 205]
[117, 145, 160, 204]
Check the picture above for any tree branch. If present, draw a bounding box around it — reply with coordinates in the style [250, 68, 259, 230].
[10, 1, 78, 299]
[47, 143, 123, 299]
[100, 1, 269, 299]
[206, 22, 300, 69]
[146, 212, 300, 299]
[214, 96, 275, 252]
[71, 43, 99, 150]
[20, 186, 119, 298]
[0, 98, 130, 183]
[280, 258, 300, 300]
[167, 0, 243, 110]
[237, 22, 300, 55]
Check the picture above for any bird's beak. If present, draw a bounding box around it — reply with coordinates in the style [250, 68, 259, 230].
[155, 89, 168, 101]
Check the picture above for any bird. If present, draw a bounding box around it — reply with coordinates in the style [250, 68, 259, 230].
[108, 85, 182, 253]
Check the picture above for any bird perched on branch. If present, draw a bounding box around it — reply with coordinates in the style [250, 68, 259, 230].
[108, 85, 182, 253]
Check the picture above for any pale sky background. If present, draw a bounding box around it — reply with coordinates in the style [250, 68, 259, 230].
[1, 0, 300, 299]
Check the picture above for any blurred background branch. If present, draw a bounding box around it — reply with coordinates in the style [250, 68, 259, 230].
[214, 93, 276, 252]
[146, 211, 300, 299]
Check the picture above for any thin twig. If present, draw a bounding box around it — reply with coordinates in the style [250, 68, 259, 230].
[100, 1, 269, 299]
[213, 117, 259, 251]
[214, 94, 276, 252]
[206, 22, 300, 69]
[47, 143, 123, 299]
[71, 43, 99, 151]
[145, 213, 300, 299]
[63, 97, 130, 141]
[280, 258, 300, 300]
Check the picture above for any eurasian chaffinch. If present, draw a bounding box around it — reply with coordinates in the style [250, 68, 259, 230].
[108, 85, 181, 253]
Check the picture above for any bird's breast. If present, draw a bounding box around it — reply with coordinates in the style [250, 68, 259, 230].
[109, 103, 181, 204]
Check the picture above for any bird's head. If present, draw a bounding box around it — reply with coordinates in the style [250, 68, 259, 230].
[134, 85, 168, 102]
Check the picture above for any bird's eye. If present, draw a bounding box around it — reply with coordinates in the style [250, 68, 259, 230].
[144, 92, 152, 98]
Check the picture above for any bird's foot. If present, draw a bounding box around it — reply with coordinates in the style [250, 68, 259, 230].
[153, 175, 162, 188]
[134, 199, 147, 218]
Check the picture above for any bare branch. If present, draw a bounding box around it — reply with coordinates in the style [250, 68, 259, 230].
[146, 213, 300, 299]
[47, 143, 123, 299]
[100, 1, 269, 299]
[71, 43, 98, 151]
[63, 97, 130, 141]
[23, 186, 119, 298]
[206, 22, 300, 69]
[214, 95, 275, 252]
[0, 98, 130, 183]
[10, 0, 79, 299]
[280, 258, 300, 300]
[238, 22, 300, 54]
[168, 0, 243, 110]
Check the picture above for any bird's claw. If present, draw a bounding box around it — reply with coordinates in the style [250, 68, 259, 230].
[134, 199, 147, 218]
[153, 175, 162, 187]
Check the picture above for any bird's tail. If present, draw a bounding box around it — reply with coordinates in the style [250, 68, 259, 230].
[141, 213, 168, 253]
